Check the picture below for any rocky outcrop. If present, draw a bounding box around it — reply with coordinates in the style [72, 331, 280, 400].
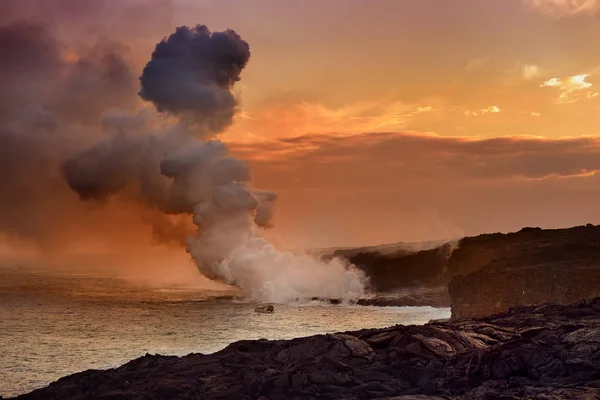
[314, 287, 451, 308]
[448, 225, 600, 277]
[13, 297, 600, 400]
[448, 225, 600, 318]
[449, 262, 600, 319]
[356, 287, 450, 308]
[336, 225, 600, 316]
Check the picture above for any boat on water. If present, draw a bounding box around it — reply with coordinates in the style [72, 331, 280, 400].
[254, 304, 274, 313]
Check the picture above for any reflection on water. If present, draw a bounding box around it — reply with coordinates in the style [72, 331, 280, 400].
[0, 268, 450, 397]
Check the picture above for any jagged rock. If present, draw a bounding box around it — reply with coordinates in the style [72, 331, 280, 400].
[382, 397, 446, 400]
[331, 334, 374, 360]
[11, 297, 600, 400]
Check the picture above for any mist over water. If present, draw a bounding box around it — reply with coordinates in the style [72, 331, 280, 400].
[0, 269, 450, 397]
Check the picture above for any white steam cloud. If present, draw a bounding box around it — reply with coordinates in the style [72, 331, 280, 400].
[186, 181, 365, 302]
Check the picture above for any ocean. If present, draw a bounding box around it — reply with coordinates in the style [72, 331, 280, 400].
[0, 267, 450, 397]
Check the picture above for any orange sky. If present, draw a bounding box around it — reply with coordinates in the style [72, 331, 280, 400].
[6, 0, 600, 248]
[208, 0, 600, 247]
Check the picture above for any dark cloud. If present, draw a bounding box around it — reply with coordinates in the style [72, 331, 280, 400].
[233, 133, 600, 190]
[61, 135, 144, 201]
[0, 0, 175, 41]
[0, 127, 58, 242]
[0, 22, 62, 117]
[230, 132, 600, 247]
[0, 5, 289, 301]
[0, 22, 61, 72]
[60, 131, 255, 217]
[57, 42, 137, 123]
[59, 24, 284, 292]
[0, 17, 142, 248]
[56, 23, 266, 256]
[157, 140, 253, 214]
[0, 21, 137, 124]
[139, 25, 250, 133]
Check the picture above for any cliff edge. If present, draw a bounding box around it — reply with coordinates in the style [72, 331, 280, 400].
[338, 225, 600, 317]
[448, 225, 600, 318]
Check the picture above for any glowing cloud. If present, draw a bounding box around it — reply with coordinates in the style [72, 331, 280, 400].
[465, 106, 502, 116]
[229, 101, 434, 140]
[522, 64, 540, 80]
[541, 74, 598, 103]
[525, 0, 600, 17]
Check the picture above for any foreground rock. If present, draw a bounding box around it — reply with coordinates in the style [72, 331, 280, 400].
[14, 297, 600, 400]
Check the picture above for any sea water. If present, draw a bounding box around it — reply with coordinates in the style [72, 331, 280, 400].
[0, 268, 450, 397]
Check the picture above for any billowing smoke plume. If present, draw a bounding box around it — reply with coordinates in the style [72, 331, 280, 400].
[0, 16, 365, 302]
[139, 25, 250, 133]
[0, 20, 142, 247]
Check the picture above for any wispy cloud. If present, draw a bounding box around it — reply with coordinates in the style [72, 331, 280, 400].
[231, 132, 600, 183]
[519, 110, 542, 117]
[229, 100, 435, 140]
[522, 64, 540, 80]
[233, 132, 600, 247]
[541, 74, 598, 103]
[464, 106, 502, 116]
[524, 0, 600, 18]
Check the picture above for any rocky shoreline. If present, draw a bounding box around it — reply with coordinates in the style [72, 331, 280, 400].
[312, 287, 451, 308]
[12, 297, 600, 399]
[356, 287, 450, 308]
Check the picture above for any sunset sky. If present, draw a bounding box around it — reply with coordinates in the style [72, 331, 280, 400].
[4, 0, 600, 249]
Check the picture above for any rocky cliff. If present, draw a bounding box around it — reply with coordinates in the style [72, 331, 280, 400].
[448, 225, 600, 276]
[333, 242, 454, 292]
[337, 225, 600, 317]
[448, 262, 600, 319]
[13, 297, 600, 400]
[448, 225, 600, 318]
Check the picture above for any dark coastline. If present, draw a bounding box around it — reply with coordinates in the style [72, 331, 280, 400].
[12, 297, 600, 400]
[338, 225, 600, 317]
[8, 225, 600, 399]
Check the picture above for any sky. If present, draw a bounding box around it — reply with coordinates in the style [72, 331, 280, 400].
[3, 0, 600, 251]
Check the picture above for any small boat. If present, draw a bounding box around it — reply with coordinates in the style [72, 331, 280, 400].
[254, 304, 274, 313]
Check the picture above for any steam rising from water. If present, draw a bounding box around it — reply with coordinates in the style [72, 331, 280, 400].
[186, 181, 364, 302]
[0, 21, 365, 302]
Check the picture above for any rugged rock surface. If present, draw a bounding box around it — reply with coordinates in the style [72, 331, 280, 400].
[448, 225, 600, 277]
[335, 225, 600, 316]
[449, 262, 600, 319]
[314, 287, 451, 308]
[449, 225, 600, 318]
[356, 287, 451, 308]
[14, 297, 600, 400]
